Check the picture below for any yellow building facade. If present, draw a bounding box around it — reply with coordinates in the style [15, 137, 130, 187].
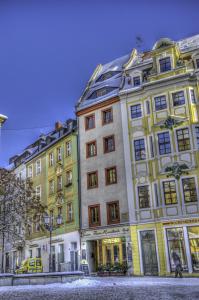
[120, 36, 199, 276]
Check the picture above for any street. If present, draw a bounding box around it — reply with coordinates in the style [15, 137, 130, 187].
[0, 277, 198, 300]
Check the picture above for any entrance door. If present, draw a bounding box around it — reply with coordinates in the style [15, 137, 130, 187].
[140, 230, 158, 275]
[51, 246, 56, 272]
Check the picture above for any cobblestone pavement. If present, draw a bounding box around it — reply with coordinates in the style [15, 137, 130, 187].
[0, 277, 199, 300]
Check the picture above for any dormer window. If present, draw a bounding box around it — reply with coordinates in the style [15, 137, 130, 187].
[159, 57, 171, 73]
[87, 87, 116, 100]
[96, 71, 119, 82]
[133, 76, 141, 87]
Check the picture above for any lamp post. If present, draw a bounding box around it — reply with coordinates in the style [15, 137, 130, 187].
[43, 213, 62, 272]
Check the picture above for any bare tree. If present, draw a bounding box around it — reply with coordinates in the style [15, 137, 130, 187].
[0, 168, 45, 273]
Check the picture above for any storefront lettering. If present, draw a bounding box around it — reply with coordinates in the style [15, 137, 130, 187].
[163, 218, 199, 226]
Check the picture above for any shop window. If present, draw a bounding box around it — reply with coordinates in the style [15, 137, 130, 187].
[133, 76, 141, 87]
[182, 177, 197, 203]
[88, 205, 101, 227]
[154, 95, 167, 111]
[190, 89, 196, 104]
[105, 167, 117, 185]
[159, 57, 171, 72]
[134, 138, 146, 161]
[113, 245, 120, 263]
[87, 171, 98, 189]
[163, 180, 177, 205]
[103, 135, 115, 153]
[130, 104, 142, 119]
[172, 91, 185, 106]
[107, 201, 120, 224]
[138, 185, 150, 208]
[188, 226, 199, 272]
[158, 132, 171, 155]
[176, 128, 191, 152]
[85, 114, 95, 130]
[166, 228, 188, 271]
[86, 140, 97, 158]
[102, 108, 113, 125]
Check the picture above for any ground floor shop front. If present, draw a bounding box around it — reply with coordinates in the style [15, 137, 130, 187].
[81, 225, 133, 275]
[131, 218, 199, 276]
[25, 231, 80, 273]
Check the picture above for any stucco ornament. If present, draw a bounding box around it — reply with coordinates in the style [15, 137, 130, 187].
[160, 116, 184, 130]
[165, 162, 189, 180]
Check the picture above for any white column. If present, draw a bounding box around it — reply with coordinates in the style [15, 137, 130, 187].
[120, 97, 136, 223]
[183, 226, 193, 273]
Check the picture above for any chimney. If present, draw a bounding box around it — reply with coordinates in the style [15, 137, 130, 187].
[55, 121, 62, 131]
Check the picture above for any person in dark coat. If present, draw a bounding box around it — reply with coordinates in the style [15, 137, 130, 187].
[172, 251, 183, 278]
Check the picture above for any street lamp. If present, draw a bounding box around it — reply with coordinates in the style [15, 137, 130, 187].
[43, 213, 63, 272]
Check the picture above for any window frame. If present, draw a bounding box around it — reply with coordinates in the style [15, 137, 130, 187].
[88, 204, 101, 228]
[49, 179, 55, 195]
[86, 140, 97, 158]
[27, 165, 33, 178]
[159, 57, 172, 73]
[181, 177, 198, 203]
[49, 152, 54, 167]
[101, 107, 113, 125]
[66, 202, 73, 223]
[137, 185, 150, 209]
[103, 135, 115, 154]
[157, 131, 171, 155]
[66, 170, 73, 187]
[154, 95, 167, 111]
[57, 175, 63, 191]
[87, 171, 98, 189]
[172, 91, 185, 107]
[190, 88, 196, 104]
[162, 180, 178, 205]
[176, 127, 191, 152]
[106, 201, 120, 225]
[35, 159, 41, 176]
[133, 76, 141, 87]
[105, 166, 117, 185]
[130, 103, 142, 119]
[57, 147, 62, 162]
[85, 114, 95, 130]
[134, 138, 146, 161]
[66, 140, 72, 157]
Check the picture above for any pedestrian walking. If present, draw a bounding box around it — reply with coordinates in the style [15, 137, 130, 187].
[172, 251, 183, 278]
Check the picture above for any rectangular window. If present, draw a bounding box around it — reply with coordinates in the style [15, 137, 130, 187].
[35, 185, 41, 200]
[103, 135, 115, 153]
[107, 201, 120, 224]
[176, 128, 191, 151]
[163, 180, 177, 205]
[86, 140, 97, 158]
[133, 76, 141, 86]
[66, 141, 72, 156]
[102, 108, 113, 125]
[195, 126, 199, 149]
[35, 159, 41, 176]
[58, 206, 62, 220]
[105, 166, 117, 185]
[149, 136, 154, 158]
[87, 171, 98, 189]
[158, 132, 171, 155]
[172, 91, 185, 106]
[28, 165, 33, 178]
[138, 185, 150, 208]
[190, 89, 196, 104]
[85, 114, 95, 130]
[49, 152, 54, 167]
[146, 100, 150, 115]
[196, 59, 199, 68]
[134, 138, 146, 161]
[88, 205, 100, 227]
[36, 248, 41, 258]
[49, 179, 55, 195]
[187, 226, 199, 272]
[57, 175, 62, 191]
[159, 57, 171, 72]
[67, 202, 73, 222]
[66, 170, 72, 187]
[57, 147, 62, 161]
[154, 95, 167, 111]
[182, 177, 197, 203]
[130, 104, 142, 119]
[166, 228, 188, 271]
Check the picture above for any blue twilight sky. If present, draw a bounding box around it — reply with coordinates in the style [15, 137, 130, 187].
[0, 0, 199, 166]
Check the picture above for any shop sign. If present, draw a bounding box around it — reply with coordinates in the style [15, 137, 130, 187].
[163, 218, 199, 226]
[81, 226, 129, 238]
[102, 238, 121, 244]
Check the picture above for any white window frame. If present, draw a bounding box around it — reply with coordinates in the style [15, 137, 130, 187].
[180, 175, 199, 205]
[35, 185, 41, 200]
[49, 152, 54, 167]
[169, 88, 187, 108]
[136, 183, 151, 210]
[156, 130, 172, 156]
[157, 54, 173, 74]
[160, 178, 179, 207]
[132, 136, 147, 162]
[174, 126, 192, 153]
[153, 93, 168, 112]
[35, 159, 41, 176]
[129, 102, 143, 120]
[66, 141, 72, 157]
[57, 147, 62, 161]
[66, 170, 72, 185]
[49, 179, 55, 195]
[27, 165, 33, 178]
